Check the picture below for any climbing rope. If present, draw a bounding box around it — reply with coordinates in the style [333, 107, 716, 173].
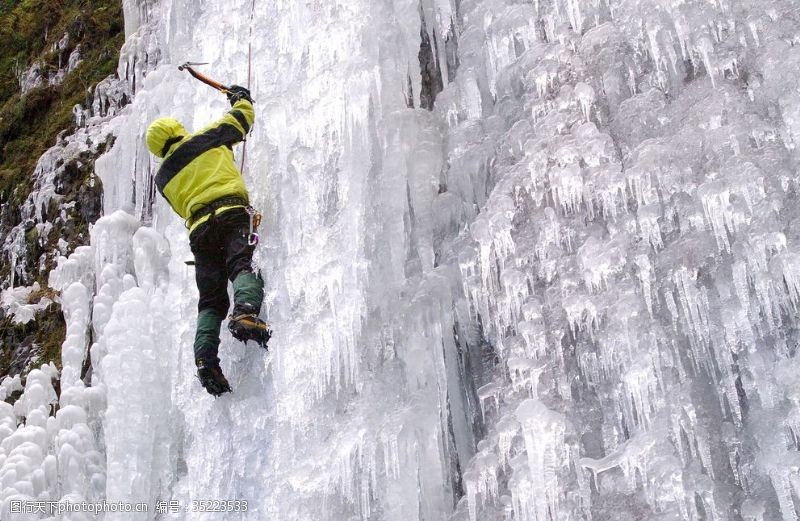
[240, 0, 257, 173]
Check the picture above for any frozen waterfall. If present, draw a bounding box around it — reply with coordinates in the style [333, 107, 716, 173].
[3, 0, 800, 519]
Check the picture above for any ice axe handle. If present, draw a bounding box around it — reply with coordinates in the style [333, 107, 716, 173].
[178, 63, 229, 93]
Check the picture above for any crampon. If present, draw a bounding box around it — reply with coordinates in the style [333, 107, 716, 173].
[196, 360, 232, 397]
[228, 306, 271, 349]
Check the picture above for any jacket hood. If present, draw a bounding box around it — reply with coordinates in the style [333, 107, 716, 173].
[146, 117, 188, 158]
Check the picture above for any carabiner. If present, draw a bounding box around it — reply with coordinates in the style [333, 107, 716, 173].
[246, 207, 260, 246]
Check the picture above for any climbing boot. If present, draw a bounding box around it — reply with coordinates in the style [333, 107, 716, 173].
[228, 302, 271, 349]
[196, 359, 232, 397]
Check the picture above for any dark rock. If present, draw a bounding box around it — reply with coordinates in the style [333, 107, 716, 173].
[76, 176, 103, 224]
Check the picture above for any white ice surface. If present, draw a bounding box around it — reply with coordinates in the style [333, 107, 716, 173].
[3, 0, 800, 520]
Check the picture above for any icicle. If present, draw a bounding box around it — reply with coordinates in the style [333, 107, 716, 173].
[515, 399, 567, 521]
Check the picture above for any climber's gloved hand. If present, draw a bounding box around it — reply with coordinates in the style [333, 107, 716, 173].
[226, 85, 253, 106]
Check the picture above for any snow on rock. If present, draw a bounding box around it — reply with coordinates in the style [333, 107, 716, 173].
[0, 283, 52, 325]
[18, 61, 44, 95]
[17, 33, 84, 95]
[1, 106, 118, 287]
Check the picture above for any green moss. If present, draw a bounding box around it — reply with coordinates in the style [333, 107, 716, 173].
[35, 304, 67, 371]
[0, 302, 65, 384]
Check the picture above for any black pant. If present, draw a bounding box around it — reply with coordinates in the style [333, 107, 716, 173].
[189, 207, 255, 316]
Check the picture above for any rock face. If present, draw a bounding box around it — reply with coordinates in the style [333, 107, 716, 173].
[0, 1, 125, 380]
[0, 120, 120, 382]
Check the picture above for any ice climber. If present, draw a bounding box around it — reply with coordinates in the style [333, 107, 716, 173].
[145, 85, 271, 397]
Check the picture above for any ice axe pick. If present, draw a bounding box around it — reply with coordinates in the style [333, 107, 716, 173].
[178, 62, 230, 94]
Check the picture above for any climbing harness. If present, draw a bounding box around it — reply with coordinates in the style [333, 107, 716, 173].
[186, 196, 261, 245]
[187, 195, 249, 228]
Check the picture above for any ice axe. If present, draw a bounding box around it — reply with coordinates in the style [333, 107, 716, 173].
[178, 62, 231, 94]
[178, 61, 254, 172]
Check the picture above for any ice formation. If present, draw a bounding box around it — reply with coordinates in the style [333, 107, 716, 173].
[2, 0, 800, 519]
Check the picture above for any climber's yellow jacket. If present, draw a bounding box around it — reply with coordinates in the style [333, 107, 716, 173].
[145, 99, 255, 231]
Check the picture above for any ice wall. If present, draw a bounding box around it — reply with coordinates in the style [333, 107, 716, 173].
[450, 1, 800, 520]
[3, 0, 800, 519]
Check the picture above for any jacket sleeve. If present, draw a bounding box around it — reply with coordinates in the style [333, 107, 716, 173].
[214, 99, 255, 143]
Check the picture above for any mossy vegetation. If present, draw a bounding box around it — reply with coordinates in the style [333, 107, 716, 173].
[0, 302, 66, 377]
[0, 0, 123, 382]
[0, 0, 123, 191]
